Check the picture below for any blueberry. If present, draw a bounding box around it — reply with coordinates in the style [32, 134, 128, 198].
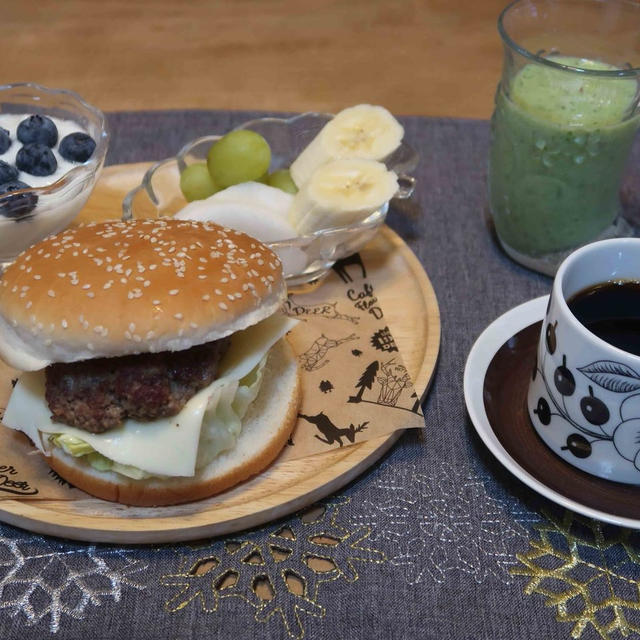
[59, 132, 96, 163]
[16, 143, 57, 177]
[17, 115, 58, 147]
[0, 127, 10, 154]
[0, 160, 18, 184]
[0, 181, 37, 219]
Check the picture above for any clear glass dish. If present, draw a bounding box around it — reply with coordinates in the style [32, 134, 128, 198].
[122, 112, 417, 285]
[0, 82, 109, 268]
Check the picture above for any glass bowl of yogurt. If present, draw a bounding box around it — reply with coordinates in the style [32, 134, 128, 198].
[0, 82, 109, 268]
[122, 112, 417, 285]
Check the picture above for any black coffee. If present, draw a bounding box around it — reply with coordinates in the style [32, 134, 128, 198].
[567, 281, 640, 356]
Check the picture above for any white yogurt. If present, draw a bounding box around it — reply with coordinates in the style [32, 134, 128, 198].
[0, 113, 96, 266]
[0, 113, 89, 187]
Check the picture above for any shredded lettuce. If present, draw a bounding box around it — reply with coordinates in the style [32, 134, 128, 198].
[47, 355, 267, 480]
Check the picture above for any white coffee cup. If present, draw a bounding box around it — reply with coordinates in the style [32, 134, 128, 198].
[527, 238, 640, 484]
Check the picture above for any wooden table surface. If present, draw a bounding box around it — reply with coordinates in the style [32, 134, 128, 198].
[5, 0, 507, 119]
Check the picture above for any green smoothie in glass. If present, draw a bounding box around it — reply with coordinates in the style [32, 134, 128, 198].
[489, 56, 640, 258]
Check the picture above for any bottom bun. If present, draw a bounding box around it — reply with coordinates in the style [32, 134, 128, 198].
[46, 337, 300, 506]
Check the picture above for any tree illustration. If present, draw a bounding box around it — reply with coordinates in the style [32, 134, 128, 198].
[348, 361, 379, 403]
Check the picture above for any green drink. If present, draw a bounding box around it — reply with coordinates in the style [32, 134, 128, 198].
[488, 0, 640, 274]
[490, 57, 639, 258]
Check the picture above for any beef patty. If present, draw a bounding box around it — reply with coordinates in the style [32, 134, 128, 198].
[45, 337, 231, 433]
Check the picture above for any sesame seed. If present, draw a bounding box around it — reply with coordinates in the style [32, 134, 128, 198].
[174, 313, 183, 320]
[219, 302, 228, 311]
[47, 290, 55, 298]
[202, 294, 210, 301]
[169, 289, 179, 295]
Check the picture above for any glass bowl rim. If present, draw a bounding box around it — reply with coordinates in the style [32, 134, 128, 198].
[0, 81, 110, 199]
[122, 111, 416, 246]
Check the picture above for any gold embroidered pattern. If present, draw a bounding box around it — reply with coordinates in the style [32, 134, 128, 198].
[511, 509, 640, 639]
[161, 499, 385, 639]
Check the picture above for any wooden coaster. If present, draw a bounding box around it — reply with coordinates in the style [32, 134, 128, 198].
[484, 321, 640, 520]
[0, 164, 441, 543]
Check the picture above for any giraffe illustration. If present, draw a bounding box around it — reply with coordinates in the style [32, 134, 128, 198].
[298, 333, 358, 371]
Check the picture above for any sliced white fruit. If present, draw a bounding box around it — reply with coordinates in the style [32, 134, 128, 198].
[175, 182, 296, 242]
[208, 181, 294, 214]
[290, 104, 404, 187]
[173, 181, 307, 277]
[288, 158, 398, 235]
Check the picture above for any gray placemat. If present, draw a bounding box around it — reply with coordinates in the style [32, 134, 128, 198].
[1, 110, 639, 640]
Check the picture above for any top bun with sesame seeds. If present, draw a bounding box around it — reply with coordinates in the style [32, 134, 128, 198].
[0, 218, 286, 371]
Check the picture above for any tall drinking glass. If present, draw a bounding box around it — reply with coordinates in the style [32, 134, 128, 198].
[488, 0, 640, 275]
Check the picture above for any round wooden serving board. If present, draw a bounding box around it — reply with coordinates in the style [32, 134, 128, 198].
[0, 164, 440, 543]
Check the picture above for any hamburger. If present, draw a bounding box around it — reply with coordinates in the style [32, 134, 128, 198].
[0, 218, 300, 506]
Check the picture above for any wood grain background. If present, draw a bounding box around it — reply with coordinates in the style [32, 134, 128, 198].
[4, 0, 507, 118]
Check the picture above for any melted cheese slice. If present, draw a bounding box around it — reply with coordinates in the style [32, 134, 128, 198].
[2, 314, 297, 477]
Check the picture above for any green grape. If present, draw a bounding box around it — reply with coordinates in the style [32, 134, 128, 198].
[179, 163, 218, 201]
[267, 169, 298, 194]
[207, 130, 271, 188]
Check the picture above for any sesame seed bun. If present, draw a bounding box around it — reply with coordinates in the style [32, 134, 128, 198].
[0, 219, 285, 371]
[44, 337, 300, 506]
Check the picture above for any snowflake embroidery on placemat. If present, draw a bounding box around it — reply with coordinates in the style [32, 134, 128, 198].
[347, 460, 539, 585]
[161, 499, 384, 639]
[0, 526, 147, 633]
[511, 509, 640, 639]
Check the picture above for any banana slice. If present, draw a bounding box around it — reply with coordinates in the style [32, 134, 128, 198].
[288, 158, 398, 235]
[290, 104, 404, 188]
